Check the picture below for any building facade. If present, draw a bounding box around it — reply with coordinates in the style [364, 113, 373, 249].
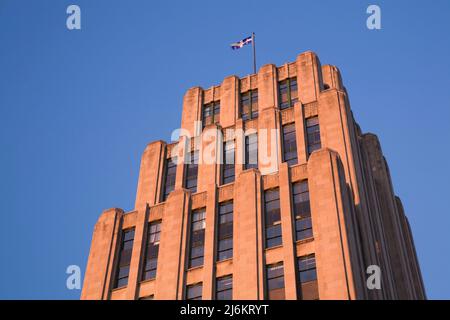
[81, 51, 426, 300]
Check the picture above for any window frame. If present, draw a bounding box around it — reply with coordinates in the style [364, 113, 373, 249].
[278, 77, 298, 110]
[282, 123, 298, 166]
[113, 228, 135, 289]
[222, 140, 235, 185]
[188, 208, 206, 268]
[141, 221, 161, 281]
[217, 201, 233, 262]
[264, 188, 282, 248]
[306, 116, 321, 156]
[202, 101, 221, 129]
[245, 133, 258, 170]
[162, 157, 177, 201]
[216, 275, 233, 300]
[240, 89, 259, 120]
[185, 150, 199, 193]
[266, 262, 285, 300]
[292, 180, 313, 241]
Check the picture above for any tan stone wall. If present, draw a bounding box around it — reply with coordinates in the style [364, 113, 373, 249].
[82, 51, 426, 300]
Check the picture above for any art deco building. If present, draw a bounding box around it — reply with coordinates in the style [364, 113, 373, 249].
[81, 51, 426, 300]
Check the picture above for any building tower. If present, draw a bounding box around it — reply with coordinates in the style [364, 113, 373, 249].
[81, 51, 426, 300]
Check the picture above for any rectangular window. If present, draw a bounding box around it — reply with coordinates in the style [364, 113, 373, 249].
[203, 101, 220, 129]
[217, 201, 233, 261]
[279, 77, 298, 110]
[282, 123, 298, 166]
[188, 209, 206, 268]
[298, 255, 319, 300]
[293, 181, 312, 241]
[216, 275, 233, 300]
[186, 283, 203, 300]
[142, 221, 161, 281]
[306, 116, 321, 156]
[245, 134, 258, 170]
[222, 141, 235, 184]
[162, 157, 177, 201]
[114, 228, 135, 288]
[266, 262, 285, 300]
[264, 188, 282, 248]
[185, 151, 199, 193]
[240, 89, 258, 120]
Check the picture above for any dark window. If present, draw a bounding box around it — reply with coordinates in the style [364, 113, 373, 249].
[203, 101, 220, 128]
[139, 295, 154, 300]
[240, 89, 258, 120]
[186, 283, 203, 300]
[297, 255, 319, 300]
[306, 116, 321, 156]
[142, 221, 161, 281]
[264, 188, 282, 248]
[217, 201, 233, 261]
[222, 141, 235, 184]
[266, 263, 285, 300]
[185, 151, 199, 193]
[114, 228, 135, 288]
[245, 134, 258, 169]
[282, 123, 298, 166]
[162, 157, 177, 201]
[216, 275, 233, 300]
[293, 181, 312, 241]
[188, 209, 206, 268]
[279, 77, 298, 110]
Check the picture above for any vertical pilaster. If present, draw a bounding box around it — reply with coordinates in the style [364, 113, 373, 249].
[125, 208, 149, 299]
[155, 190, 190, 299]
[220, 76, 239, 128]
[181, 87, 203, 138]
[202, 184, 218, 299]
[81, 208, 123, 300]
[134, 141, 166, 211]
[198, 124, 221, 192]
[233, 169, 263, 299]
[308, 149, 356, 300]
[296, 51, 322, 104]
[279, 163, 298, 300]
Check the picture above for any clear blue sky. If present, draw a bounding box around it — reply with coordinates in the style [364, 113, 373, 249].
[0, 0, 449, 299]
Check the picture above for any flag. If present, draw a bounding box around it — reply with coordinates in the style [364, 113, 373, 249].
[230, 35, 253, 50]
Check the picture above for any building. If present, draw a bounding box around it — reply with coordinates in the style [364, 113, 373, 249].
[81, 51, 426, 300]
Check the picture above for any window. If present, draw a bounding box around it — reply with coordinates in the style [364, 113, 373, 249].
[186, 283, 203, 300]
[306, 116, 321, 156]
[245, 134, 258, 170]
[266, 263, 285, 300]
[292, 181, 312, 241]
[113, 228, 135, 288]
[222, 141, 235, 184]
[142, 221, 161, 281]
[217, 201, 233, 261]
[264, 188, 282, 248]
[282, 123, 298, 166]
[185, 151, 199, 193]
[216, 275, 233, 300]
[139, 295, 154, 300]
[240, 89, 258, 120]
[188, 209, 206, 268]
[279, 77, 298, 110]
[202, 101, 220, 128]
[162, 157, 177, 201]
[297, 255, 319, 300]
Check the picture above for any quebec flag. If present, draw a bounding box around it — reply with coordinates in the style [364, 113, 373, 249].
[230, 36, 253, 50]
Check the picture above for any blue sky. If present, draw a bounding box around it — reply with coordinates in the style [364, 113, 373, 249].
[0, 0, 449, 299]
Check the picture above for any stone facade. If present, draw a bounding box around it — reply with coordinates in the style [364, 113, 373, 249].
[81, 51, 426, 300]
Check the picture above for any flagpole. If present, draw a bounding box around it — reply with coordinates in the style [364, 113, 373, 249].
[252, 32, 256, 74]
